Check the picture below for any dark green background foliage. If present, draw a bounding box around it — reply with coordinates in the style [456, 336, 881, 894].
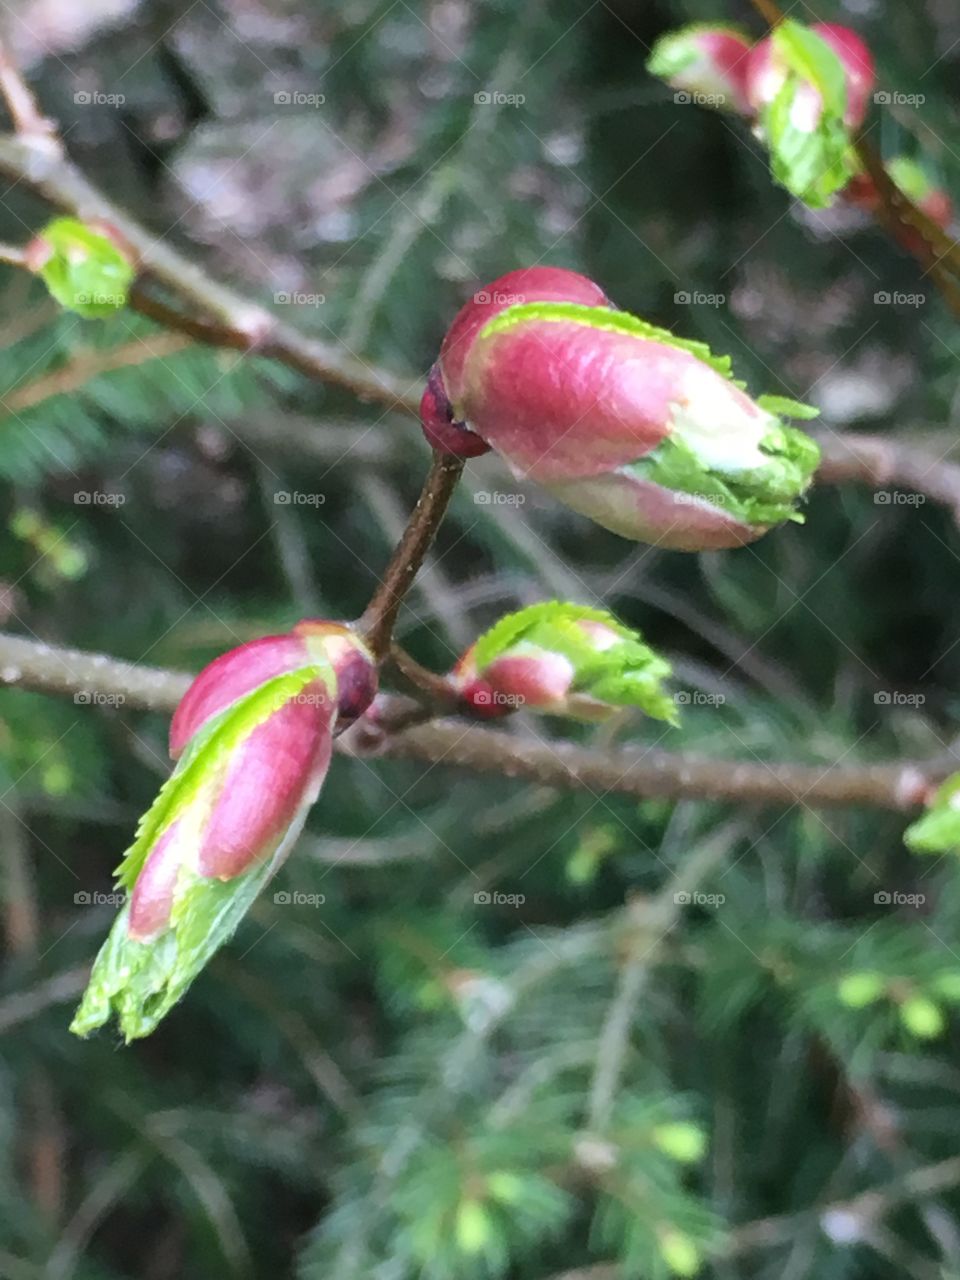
[2, 0, 960, 1276]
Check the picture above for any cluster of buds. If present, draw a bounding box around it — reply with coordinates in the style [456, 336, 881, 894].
[25, 216, 137, 317]
[450, 603, 677, 724]
[650, 20, 954, 243]
[421, 267, 820, 551]
[71, 621, 377, 1041]
[649, 20, 875, 209]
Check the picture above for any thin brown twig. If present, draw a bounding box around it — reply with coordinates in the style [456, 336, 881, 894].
[388, 644, 461, 708]
[0, 632, 945, 812]
[0, 39, 57, 145]
[359, 452, 465, 660]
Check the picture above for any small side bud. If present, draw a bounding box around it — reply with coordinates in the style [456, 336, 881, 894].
[451, 603, 677, 723]
[27, 216, 137, 317]
[647, 24, 754, 115]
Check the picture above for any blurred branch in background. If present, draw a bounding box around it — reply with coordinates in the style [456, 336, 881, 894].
[0, 631, 941, 812]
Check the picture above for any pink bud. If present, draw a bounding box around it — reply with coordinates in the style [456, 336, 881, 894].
[170, 621, 374, 756]
[128, 820, 188, 941]
[125, 621, 378, 939]
[648, 26, 754, 116]
[424, 270, 819, 548]
[439, 267, 612, 406]
[196, 682, 333, 879]
[454, 644, 575, 717]
[420, 268, 612, 459]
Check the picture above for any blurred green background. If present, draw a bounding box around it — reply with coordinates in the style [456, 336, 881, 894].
[2, 0, 960, 1276]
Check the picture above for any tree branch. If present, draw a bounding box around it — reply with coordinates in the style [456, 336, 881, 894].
[359, 452, 464, 660]
[0, 632, 945, 813]
[817, 433, 960, 522]
[0, 134, 421, 414]
[0, 38, 57, 146]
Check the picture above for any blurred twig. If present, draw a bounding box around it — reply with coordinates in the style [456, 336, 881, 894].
[817, 433, 960, 524]
[0, 631, 945, 812]
[0, 39, 56, 145]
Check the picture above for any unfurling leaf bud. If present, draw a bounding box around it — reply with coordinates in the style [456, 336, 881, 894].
[27, 217, 136, 317]
[647, 25, 753, 115]
[451, 602, 677, 724]
[71, 622, 376, 1042]
[746, 21, 875, 209]
[904, 773, 960, 857]
[422, 269, 820, 550]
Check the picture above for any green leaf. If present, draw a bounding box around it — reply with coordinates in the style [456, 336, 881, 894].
[71, 663, 334, 1041]
[756, 394, 821, 421]
[773, 20, 847, 118]
[34, 217, 135, 317]
[627, 423, 821, 528]
[761, 21, 856, 209]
